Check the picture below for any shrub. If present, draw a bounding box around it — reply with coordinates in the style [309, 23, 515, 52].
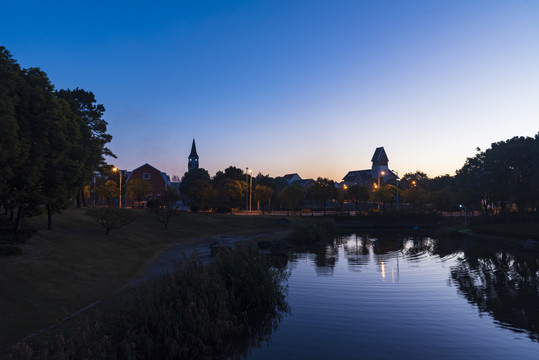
[9, 245, 289, 359]
[86, 207, 135, 235]
[286, 218, 337, 245]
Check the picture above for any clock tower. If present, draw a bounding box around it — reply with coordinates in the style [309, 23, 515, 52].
[188, 139, 199, 171]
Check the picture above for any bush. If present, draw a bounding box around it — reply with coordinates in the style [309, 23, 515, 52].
[86, 207, 135, 235]
[9, 245, 289, 359]
[286, 218, 337, 245]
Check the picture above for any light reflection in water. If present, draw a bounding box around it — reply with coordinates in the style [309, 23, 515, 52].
[249, 232, 539, 360]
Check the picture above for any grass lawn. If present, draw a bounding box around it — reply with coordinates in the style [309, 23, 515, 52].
[0, 208, 291, 351]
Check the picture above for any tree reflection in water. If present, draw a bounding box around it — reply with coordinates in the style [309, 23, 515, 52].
[450, 244, 539, 342]
[296, 231, 539, 342]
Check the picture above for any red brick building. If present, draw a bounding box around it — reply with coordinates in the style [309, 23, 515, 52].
[125, 163, 171, 207]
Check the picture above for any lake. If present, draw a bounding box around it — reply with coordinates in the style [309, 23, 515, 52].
[248, 232, 539, 360]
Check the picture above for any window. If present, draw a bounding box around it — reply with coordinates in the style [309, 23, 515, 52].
[143, 173, 151, 180]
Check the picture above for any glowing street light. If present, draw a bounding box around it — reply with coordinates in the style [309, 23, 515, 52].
[245, 168, 249, 215]
[377, 170, 385, 211]
[459, 204, 467, 229]
[249, 168, 253, 212]
[112, 167, 122, 208]
[391, 169, 400, 211]
[396, 177, 400, 211]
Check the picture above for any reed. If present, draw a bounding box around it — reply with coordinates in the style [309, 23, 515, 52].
[8, 245, 289, 359]
[285, 217, 337, 245]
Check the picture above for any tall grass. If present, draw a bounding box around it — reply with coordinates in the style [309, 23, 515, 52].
[8, 245, 289, 360]
[285, 217, 337, 245]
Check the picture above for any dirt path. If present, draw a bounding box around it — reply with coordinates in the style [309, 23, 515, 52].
[19, 232, 272, 346]
[120, 232, 269, 289]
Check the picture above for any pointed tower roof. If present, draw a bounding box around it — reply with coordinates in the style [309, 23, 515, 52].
[189, 139, 198, 158]
[371, 147, 388, 165]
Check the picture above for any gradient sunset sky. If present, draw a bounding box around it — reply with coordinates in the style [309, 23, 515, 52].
[3, 0, 538, 181]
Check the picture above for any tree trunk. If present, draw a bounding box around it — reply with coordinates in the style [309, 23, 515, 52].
[47, 205, 52, 230]
[14, 207, 23, 232]
[81, 189, 87, 207]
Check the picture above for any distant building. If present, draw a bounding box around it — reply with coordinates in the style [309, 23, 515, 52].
[291, 178, 316, 189]
[342, 147, 398, 187]
[188, 139, 199, 171]
[282, 173, 316, 189]
[283, 173, 302, 185]
[125, 163, 171, 206]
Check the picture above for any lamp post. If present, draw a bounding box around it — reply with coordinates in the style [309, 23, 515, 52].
[396, 177, 400, 211]
[245, 168, 249, 215]
[391, 169, 399, 211]
[377, 170, 385, 211]
[249, 169, 253, 212]
[113, 167, 122, 208]
[459, 204, 467, 229]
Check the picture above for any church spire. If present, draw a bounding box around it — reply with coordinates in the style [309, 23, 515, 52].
[188, 139, 199, 171]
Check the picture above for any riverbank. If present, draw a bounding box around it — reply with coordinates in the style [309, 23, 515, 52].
[2, 209, 537, 352]
[8, 245, 289, 359]
[334, 213, 539, 239]
[0, 209, 291, 352]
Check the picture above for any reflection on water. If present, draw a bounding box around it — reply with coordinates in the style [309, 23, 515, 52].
[450, 244, 539, 341]
[248, 232, 539, 360]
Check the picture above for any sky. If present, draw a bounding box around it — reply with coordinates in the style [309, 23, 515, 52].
[3, 0, 539, 181]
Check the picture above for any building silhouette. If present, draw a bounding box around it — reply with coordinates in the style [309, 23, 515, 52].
[342, 147, 397, 187]
[188, 139, 199, 171]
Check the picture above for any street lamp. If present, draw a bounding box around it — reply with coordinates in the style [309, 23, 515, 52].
[113, 167, 122, 208]
[249, 168, 253, 212]
[459, 204, 467, 229]
[391, 169, 399, 211]
[377, 170, 385, 211]
[245, 168, 249, 215]
[396, 177, 400, 211]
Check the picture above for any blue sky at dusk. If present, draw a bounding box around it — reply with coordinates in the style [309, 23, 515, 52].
[3, 0, 539, 181]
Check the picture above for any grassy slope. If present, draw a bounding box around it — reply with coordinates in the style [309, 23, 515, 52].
[0, 208, 289, 350]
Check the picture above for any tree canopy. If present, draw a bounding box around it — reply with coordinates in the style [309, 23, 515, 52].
[0, 47, 113, 230]
[456, 135, 539, 216]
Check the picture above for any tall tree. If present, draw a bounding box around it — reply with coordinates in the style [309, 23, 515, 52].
[401, 171, 430, 190]
[126, 179, 153, 207]
[218, 178, 244, 209]
[348, 184, 369, 214]
[307, 178, 337, 215]
[180, 168, 211, 195]
[0, 47, 23, 209]
[278, 184, 304, 216]
[254, 185, 273, 213]
[41, 99, 85, 229]
[10, 67, 58, 230]
[149, 187, 179, 230]
[97, 180, 120, 207]
[0, 48, 113, 230]
[56, 88, 115, 207]
[188, 179, 215, 210]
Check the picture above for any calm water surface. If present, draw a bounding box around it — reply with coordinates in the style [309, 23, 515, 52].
[248, 233, 539, 360]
